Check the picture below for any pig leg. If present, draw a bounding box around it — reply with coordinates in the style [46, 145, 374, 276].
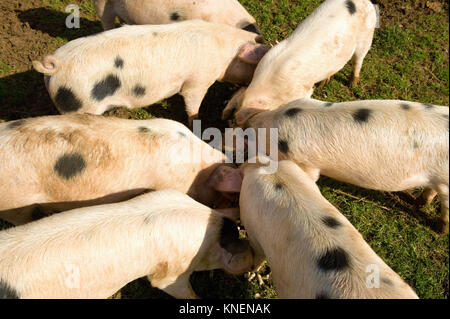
[151, 274, 199, 299]
[317, 77, 331, 89]
[415, 188, 438, 207]
[350, 37, 373, 87]
[94, 0, 117, 30]
[435, 184, 449, 234]
[181, 82, 211, 127]
[300, 166, 321, 182]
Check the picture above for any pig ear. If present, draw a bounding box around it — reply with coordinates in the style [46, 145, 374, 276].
[238, 44, 271, 65]
[222, 88, 246, 120]
[235, 107, 265, 127]
[207, 165, 242, 193]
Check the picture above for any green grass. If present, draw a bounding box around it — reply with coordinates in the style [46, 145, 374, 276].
[0, 0, 448, 299]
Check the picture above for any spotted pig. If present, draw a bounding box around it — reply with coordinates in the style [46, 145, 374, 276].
[0, 190, 253, 299]
[242, 99, 450, 233]
[222, 0, 376, 124]
[33, 20, 269, 124]
[0, 114, 235, 225]
[208, 159, 419, 298]
[93, 0, 260, 33]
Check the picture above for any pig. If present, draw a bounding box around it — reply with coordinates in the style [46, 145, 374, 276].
[0, 190, 253, 299]
[0, 114, 236, 225]
[32, 20, 270, 125]
[222, 0, 376, 123]
[208, 159, 419, 298]
[93, 0, 260, 33]
[238, 98, 450, 233]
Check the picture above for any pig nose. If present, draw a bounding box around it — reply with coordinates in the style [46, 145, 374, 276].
[242, 23, 261, 35]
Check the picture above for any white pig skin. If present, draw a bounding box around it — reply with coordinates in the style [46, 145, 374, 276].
[93, 0, 260, 33]
[32, 20, 269, 123]
[223, 0, 376, 124]
[0, 190, 254, 299]
[210, 159, 419, 298]
[247, 99, 450, 233]
[0, 114, 231, 225]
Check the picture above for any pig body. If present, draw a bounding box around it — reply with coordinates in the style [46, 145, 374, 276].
[0, 190, 253, 299]
[32, 21, 268, 122]
[0, 114, 228, 225]
[223, 0, 376, 124]
[211, 160, 419, 298]
[93, 0, 260, 33]
[247, 99, 450, 233]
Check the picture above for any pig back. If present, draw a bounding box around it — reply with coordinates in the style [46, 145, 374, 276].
[273, 100, 449, 190]
[0, 114, 219, 210]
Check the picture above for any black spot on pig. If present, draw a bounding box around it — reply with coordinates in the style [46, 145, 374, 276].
[219, 218, 247, 255]
[325, 103, 333, 107]
[7, 119, 25, 129]
[54, 153, 86, 180]
[278, 140, 289, 153]
[275, 182, 284, 190]
[381, 277, 393, 286]
[132, 85, 146, 97]
[178, 131, 187, 138]
[423, 103, 434, 109]
[55, 87, 83, 112]
[285, 108, 302, 117]
[322, 216, 341, 228]
[138, 126, 150, 133]
[0, 280, 20, 299]
[242, 23, 261, 35]
[114, 56, 124, 69]
[316, 293, 329, 299]
[400, 103, 410, 110]
[352, 108, 372, 123]
[345, 0, 357, 15]
[317, 247, 350, 272]
[91, 74, 121, 101]
[170, 12, 180, 21]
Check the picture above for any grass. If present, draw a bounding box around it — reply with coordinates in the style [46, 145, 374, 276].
[0, 0, 448, 299]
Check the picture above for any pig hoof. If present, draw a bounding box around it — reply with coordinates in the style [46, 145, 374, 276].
[350, 76, 360, 88]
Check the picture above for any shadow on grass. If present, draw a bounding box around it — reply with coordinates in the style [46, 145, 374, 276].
[145, 81, 239, 131]
[317, 176, 439, 232]
[120, 269, 256, 299]
[106, 81, 240, 132]
[0, 69, 57, 121]
[119, 278, 173, 299]
[17, 7, 103, 41]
